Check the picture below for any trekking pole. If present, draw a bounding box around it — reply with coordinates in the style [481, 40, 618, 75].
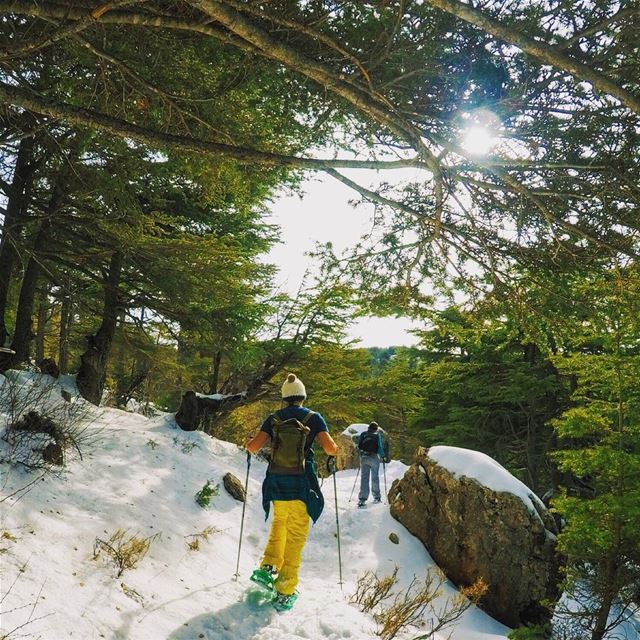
[348, 465, 360, 502]
[234, 452, 252, 580]
[382, 460, 388, 503]
[328, 457, 344, 588]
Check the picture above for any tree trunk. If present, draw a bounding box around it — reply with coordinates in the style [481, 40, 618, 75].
[0, 133, 38, 346]
[208, 349, 222, 394]
[117, 359, 151, 408]
[1, 182, 63, 369]
[591, 556, 619, 640]
[58, 283, 73, 375]
[175, 351, 295, 432]
[523, 342, 542, 492]
[35, 284, 49, 362]
[525, 415, 539, 494]
[76, 251, 124, 405]
[0, 136, 82, 372]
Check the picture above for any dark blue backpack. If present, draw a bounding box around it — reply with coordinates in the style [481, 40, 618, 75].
[359, 432, 378, 454]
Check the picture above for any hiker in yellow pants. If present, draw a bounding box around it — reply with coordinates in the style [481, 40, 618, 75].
[261, 500, 310, 595]
[246, 373, 338, 611]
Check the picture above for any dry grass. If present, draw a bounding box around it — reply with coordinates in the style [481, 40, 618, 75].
[93, 529, 159, 577]
[0, 373, 100, 472]
[184, 525, 220, 551]
[352, 567, 488, 640]
[350, 567, 399, 613]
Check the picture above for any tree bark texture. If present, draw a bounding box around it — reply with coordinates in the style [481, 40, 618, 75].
[0, 157, 69, 371]
[591, 556, 619, 640]
[208, 350, 222, 395]
[58, 285, 73, 375]
[35, 284, 49, 362]
[0, 133, 38, 346]
[175, 390, 246, 432]
[76, 250, 124, 405]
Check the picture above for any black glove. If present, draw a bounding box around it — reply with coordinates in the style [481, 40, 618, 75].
[382, 455, 390, 464]
[326, 456, 337, 474]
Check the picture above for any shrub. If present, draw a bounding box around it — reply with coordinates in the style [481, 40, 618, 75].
[195, 480, 219, 508]
[0, 372, 100, 471]
[508, 625, 550, 640]
[184, 526, 220, 551]
[0, 560, 47, 639]
[93, 529, 159, 577]
[410, 576, 487, 639]
[351, 568, 487, 640]
[351, 567, 399, 613]
[173, 436, 199, 454]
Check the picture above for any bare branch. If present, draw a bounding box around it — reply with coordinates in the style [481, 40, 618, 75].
[222, 0, 375, 89]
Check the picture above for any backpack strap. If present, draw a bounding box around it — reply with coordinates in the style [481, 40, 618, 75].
[301, 410, 316, 426]
[271, 409, 313, 426]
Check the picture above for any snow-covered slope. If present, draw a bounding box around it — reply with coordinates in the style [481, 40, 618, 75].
[0, 375, 511, 640]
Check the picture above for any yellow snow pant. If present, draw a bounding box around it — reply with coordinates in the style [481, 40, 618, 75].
[261, 500, 310, 595]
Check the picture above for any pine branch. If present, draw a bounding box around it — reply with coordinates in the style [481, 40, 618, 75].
[423, 0, 640, 115]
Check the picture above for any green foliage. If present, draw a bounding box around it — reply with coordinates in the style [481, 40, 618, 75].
[297, 345, 374, 427]
[507, 624, 550, 640]
[195, 481, 220, 509]
[551, 355, 640, 556]
[549, 267, 640, 639]
[412, 308, 568, 490]
[173, 437, 200, 454]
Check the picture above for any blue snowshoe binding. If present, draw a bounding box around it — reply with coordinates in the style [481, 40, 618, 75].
[250, 565, 277, 591]
[272, 591, 298, 612]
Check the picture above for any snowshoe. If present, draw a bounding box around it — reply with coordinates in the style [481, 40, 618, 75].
[373, 497, 382, 504]
[250, 565, 277, 591]
[245, 566, 278, 609]
[272, 591, 298, 612]
[357, 500, 366, 508]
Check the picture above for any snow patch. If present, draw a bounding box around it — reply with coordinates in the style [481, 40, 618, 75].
[341, 423, 387, 439]
[195, 392, 227, 401]
[428, 445, 547, 520]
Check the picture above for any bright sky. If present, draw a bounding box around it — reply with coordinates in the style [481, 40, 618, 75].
[266, 171, 421, 348]
[265, 117, 502, 348]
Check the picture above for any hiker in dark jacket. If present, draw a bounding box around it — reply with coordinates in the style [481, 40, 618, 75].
[245, 373, 337, 610]
[357, 422, 388, 507]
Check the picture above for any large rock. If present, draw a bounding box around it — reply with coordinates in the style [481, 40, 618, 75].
[222, 472, 246, 502]
[389, 446, 561, 628]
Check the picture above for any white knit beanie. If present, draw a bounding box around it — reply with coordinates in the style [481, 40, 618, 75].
[281, 373, 306, 399]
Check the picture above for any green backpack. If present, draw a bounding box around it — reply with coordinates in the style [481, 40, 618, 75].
[269, 410, 316, 475]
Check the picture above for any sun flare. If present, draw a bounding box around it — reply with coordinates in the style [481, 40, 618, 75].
[461, 125, 495, 155]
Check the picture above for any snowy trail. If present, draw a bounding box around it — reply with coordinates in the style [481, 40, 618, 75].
[1, 399, 510, 640]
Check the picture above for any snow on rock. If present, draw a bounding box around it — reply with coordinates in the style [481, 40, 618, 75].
[341, 423, 369, 438]
[428, 445, 547, 519]
[341, 423, 388, 439]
